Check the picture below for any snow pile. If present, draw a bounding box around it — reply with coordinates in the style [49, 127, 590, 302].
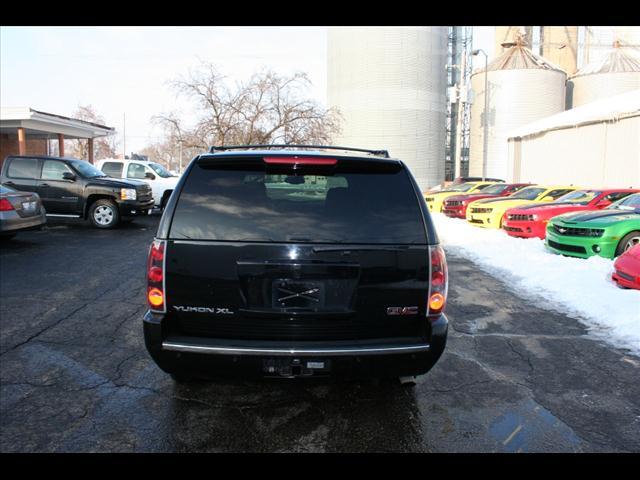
[431, 213, 640, 354]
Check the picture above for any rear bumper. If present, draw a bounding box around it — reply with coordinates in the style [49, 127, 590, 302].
[0, 211, 46, 233]
[143, 311, 448, 379]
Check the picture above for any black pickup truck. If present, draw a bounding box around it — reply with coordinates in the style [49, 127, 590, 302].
[1, 155, 154, 228]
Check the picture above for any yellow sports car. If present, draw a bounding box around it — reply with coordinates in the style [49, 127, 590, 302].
[465, 185, 580, 229]
[424, 182, 498, 213]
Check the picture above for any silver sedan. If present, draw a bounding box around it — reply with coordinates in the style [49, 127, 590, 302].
[0, 185, 46, 239]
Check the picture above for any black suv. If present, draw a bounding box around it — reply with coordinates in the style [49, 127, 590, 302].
[1, 155, 154, 228]
[143, 146, 448, 382]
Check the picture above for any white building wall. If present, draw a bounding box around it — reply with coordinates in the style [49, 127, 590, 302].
[512, 116, 640, 188]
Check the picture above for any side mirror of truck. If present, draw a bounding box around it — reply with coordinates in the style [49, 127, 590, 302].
[62, 172, 76, 181]
[145, 172, 156, 180]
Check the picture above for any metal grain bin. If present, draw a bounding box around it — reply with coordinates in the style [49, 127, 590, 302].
[570, 43, 640, 108]
[327, 27, 448, 191]
[469, 41, 566, 180]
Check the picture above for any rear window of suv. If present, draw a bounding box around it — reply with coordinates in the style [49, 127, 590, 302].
[169, 158, 427, 244]
[7, 157, 39, 179]
[101, 161, 124, 178]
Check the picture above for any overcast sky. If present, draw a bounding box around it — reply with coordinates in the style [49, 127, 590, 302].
[1, 26, 495, 154]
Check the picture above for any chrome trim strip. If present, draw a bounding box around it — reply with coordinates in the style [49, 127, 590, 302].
[161, 342, 430, 357]
[45, 214, 81, 218]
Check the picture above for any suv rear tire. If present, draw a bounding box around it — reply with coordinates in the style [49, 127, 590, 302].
[89, 199, 120, 229]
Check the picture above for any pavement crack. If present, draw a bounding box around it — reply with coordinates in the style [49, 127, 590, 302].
[111, 306, 146, 340]
[505, 338, 535, 375]
[0, 303, 89, 357]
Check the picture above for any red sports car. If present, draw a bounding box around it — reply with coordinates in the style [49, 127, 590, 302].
[503, 189, 639, 239]
[442, 183, 531, 219]
[612, 244, 640, 290]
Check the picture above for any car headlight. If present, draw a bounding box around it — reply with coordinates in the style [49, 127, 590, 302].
[120, 188, 137, 200]
[531, 214, 538, 221]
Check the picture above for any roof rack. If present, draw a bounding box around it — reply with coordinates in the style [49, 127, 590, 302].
[208, 144, 390, 158]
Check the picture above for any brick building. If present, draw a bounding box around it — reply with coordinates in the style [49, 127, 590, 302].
[0, 107, 114, 169]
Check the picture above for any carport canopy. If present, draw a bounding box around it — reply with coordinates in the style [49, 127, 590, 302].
[0, 107, 115, 163]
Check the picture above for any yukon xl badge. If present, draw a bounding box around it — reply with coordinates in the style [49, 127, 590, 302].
[386, 306, 419, 316]
[173, 306, 234, 315]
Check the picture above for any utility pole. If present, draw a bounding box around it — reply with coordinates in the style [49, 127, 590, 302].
[472, 48, 489, 181]
[454, 52, 466, 179]
[482, 55, 488, 181]
[123, 113, 126, 159]
[583, 26, 591, 67]
[179, 141, 183, 173]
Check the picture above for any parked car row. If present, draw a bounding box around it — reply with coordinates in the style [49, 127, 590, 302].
[426, 182, 640, 290]
[0, 155, 177, 237]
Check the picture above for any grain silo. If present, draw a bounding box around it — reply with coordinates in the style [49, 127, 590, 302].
[569, 42, 640, 108]
[469, 40, 566, 180]
[327, 27, 448, 191]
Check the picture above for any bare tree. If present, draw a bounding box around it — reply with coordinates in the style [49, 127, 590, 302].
[144, 113, 202, 172]
[154, 63, 341, 152]
[65, 105, 118, 161]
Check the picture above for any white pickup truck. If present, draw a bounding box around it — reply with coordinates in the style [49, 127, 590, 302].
[96, 159, 179, 209]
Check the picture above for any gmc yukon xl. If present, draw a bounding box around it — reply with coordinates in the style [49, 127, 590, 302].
[143, 146, 449, 382]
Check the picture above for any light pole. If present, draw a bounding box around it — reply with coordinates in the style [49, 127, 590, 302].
[472, 49, 488, 181]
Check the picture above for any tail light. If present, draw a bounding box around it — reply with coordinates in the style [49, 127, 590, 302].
[264, 156, 337, 166]
[147, 239, 166, 312]
[427, 245, 448, 321]
[0, 198, 15, 211]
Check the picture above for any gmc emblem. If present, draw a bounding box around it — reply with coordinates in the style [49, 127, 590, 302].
[386, 306, 419, 316]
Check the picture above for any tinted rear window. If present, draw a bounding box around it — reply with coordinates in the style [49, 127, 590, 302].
[101, 161, 124, 178]
[169, 159, 427, 244]
[7, 158, 39, 179]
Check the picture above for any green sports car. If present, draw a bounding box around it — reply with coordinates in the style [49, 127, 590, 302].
[545, 193, 640, 259]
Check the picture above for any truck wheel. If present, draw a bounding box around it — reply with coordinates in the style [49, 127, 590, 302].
[89, 199, 120, 229]
[615, 231, 640, 257]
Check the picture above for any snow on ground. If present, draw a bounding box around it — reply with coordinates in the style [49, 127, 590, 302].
[431, 213, 640, 355]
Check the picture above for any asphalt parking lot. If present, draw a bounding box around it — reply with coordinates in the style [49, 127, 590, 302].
[1, 214, 639, 452]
